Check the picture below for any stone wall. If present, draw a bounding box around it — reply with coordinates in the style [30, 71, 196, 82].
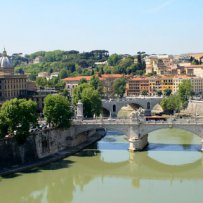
[134, 134, 148, 151]
[186, 100, 203, 116]
[0, 136, 37, 168]
[0, 127, 98, 169]
[35, 127, 96, 158]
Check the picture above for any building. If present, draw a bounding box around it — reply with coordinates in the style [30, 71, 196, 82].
[32, 88, 57, 112]
[63, 74, 128, 97]
[0, 49, 27, 101]
[37, 72, 50, 79]
[50, 72, 59, 79]
[126, 74, 203, 97]
[145, 55, 174, 75]
[63, 76, 92, 95]
[184, 65, 203, 77]
[127, 77, 150, 96]
[190, 77, 203, 95]
[159, 76, 174, 93]
[33, 56, 43, 64]
[149, 77, 161, 96]
[99, 74, 126, 98]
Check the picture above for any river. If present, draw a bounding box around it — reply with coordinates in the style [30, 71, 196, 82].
[0, 128, 203, 203]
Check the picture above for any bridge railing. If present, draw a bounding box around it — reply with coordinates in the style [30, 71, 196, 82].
[73, 118, 203, 125]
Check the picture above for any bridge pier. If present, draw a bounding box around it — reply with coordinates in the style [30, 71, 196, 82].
[128, 134, 148, 151]
[144, 109, 151, 116]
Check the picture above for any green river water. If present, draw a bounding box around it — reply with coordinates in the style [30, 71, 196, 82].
[0, 128, 203, 203]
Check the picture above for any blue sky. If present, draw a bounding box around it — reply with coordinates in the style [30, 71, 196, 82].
[1, 0, 203, 55]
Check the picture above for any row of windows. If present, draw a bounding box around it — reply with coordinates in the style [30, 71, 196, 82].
[66, 84, 78, 89]
[2, 79, 26, 83]
[1, 84, 27, 89]
[1, 91, 20, 98]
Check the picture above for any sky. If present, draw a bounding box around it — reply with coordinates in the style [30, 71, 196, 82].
[1, 0, 203, 55]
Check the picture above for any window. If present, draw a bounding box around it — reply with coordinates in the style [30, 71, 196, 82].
[113, 104, 116, 112]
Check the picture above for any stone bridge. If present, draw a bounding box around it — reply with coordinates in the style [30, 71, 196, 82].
[102, 96, 162, 117]
[73, 118, 203, 151]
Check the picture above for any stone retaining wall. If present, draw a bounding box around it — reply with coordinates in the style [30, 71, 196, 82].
[0, 127, 98, 170]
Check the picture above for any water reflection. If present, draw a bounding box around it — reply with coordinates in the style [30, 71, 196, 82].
[148, 151, 202, 166]
[0, 129, 203, 203]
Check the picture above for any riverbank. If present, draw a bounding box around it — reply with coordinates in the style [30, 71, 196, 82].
[0, 130, 105, 176]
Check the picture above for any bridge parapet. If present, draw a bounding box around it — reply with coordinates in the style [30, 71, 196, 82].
[73, 118, 203, 151]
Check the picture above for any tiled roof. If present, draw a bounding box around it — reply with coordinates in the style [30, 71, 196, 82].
[63, 76, 91, 81]
[63, 74, 126, 82]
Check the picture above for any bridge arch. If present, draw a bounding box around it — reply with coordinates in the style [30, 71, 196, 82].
[151, 103, 163, 115]
[102, 97, 162, 117]
[117, 103, 145, 118]
[140, 124, 203, 139]
[102, 107, 110, 117]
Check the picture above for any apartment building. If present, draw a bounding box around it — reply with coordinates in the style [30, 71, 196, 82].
[127, 77, 150, 96]
[145, 55, 174, 75]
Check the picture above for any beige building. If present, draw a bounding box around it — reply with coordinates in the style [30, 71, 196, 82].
[0, 49, 27, 101]
[145, 55, 174, 75]
[185, 65, 203, 77]
[38, 72, 50, 79]
[190, 77, 203, 95]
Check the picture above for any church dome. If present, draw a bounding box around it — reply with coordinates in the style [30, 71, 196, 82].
[0, 49, 12, 68]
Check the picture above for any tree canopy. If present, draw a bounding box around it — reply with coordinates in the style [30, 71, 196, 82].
[160, 94, 181, 114]
[178, 80, 193, 108]
[164, 88, 172, 96]
[113, 78, 126, 97]
[72, 83, 102, 117]
[90, 75, 103, 93]
[0, 99, 37, 143]
[43, 94, 72, 128]
[107, 54, 122, 66]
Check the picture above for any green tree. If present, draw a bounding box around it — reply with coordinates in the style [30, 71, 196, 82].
[43, 95, 72, 128]
[113, 78, 126, 97]
[107, 54, 122, 66]
[161, 95, 181, 114]
[141, 90, 148, 96]
[137, 51, 146, 69]
[72, 83, 90, 106]
[1, 99, 37, 143]
[59, 68, 68, 79]
[29, 73, 37, 81]
[55, 80, 65, 91]
[72, 84, 102, 117]
[178, 80, 193, 108]
[78, 78, 88, 85]
[156, 90, 162, 96]
[164, 88, 172, 96]
[36, 77, 47, 88]
[90, 75, 103, 93]
[0, 113, 9, 139]
[118, 57, 134, 69]
[81, 87, 102, 117]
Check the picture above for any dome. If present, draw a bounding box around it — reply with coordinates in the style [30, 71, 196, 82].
[0, 49, 12, 68]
